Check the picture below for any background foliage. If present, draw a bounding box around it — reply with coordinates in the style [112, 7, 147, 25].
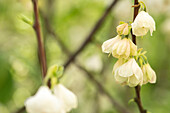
[0, 0, 170, 113]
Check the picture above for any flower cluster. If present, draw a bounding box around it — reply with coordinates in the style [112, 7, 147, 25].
[25, 84, 78, 113]
[102, 6, 156, 87]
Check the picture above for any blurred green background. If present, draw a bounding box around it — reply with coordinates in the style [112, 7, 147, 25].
[0, 0, 170, 113]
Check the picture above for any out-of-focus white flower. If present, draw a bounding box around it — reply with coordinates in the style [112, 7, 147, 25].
[54, 84, 78, 112]
[116, 23, 129, 35]
[112, 38, 137, 59]
[161, 18, 170, 34]
[141, 63, 156, 84]
[25, 86, 65, 113]
[85, 55, 103, 72]
[102, 35, 121, 54]
[132, 11, 156, 36]
[112, 59, 125, 74]
[114, 58, 143, 87]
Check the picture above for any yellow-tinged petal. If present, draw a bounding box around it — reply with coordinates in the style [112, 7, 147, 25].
[102, 35, 121, 53]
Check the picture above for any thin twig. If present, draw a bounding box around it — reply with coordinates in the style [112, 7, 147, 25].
[131, 0, 147, 113]
[134, 86, 147, 113]
[13, 1, 48, 113]
[32, 0, 47, 78]
[63, 0, 118, 68]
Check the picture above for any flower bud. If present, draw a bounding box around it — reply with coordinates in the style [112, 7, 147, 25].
[112, 38, 137, 59]
[102, 35, 121, 54]
[116, 23, 129, 35]
[131, 11, 156, 36]
[114, 58, 143, 87]
[54, 84, 78, 112]
[25, 86, 65, 113]
[141, 63, 156, 84]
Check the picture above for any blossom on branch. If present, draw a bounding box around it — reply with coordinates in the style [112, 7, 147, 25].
[102, 35, 121, 54]
[111, 38, 137, 59]
[114, 58, 143, 87]
[132, 11, 156, 36]
[102, 36, 137, 59]
[141, 63, 156, 84]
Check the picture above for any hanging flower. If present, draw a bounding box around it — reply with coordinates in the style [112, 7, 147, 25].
[114, 58, 143, 87]
[25, 86, 65, 113]
[141, 63, 156, 84]
[54, 84, 78, 112]
[116, 23, 129, 35]
[131, 11, 156, 36]
[112, 38, 137, 59]
[102, 35, 121, 53]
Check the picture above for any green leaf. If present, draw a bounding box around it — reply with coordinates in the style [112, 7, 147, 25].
[55, 66, 64, 78]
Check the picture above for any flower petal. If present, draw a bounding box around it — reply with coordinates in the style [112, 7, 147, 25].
[54, 84, 78, 112]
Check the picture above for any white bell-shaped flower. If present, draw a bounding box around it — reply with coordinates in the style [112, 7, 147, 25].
[102, 35, 121, 54]
[25, 86, 65, 113]
[131, 11, 156, 36]
[112, 38, 137, 59]
[54, 84, 78, 112]
[114, 58, 143, 87]
[141, 63, 156, 84]
[102, 35, 121, 53]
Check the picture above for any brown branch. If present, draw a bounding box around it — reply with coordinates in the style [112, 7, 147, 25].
[132, 0, 146, 113]
[63, 0, 118, 68]
[134, 86, 147, 113]
[32, 0, 47, 78]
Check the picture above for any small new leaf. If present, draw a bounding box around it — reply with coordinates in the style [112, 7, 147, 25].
[18, 14, 33, 26]
[56, 66, 64, 78]
[44, 65, 64, 85]
[128, 98, 135, 104]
